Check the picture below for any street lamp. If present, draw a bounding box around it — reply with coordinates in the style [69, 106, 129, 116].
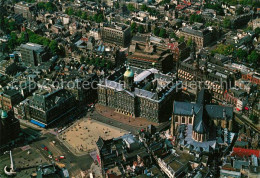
[4, 150, 16, 176]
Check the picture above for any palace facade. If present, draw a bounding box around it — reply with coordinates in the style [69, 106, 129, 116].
[98, 66, 182, 123]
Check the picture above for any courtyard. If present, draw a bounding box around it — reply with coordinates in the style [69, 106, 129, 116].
[61, 119, 128, 153]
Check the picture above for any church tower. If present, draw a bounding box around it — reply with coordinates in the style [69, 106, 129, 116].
[124, 66, 134, 91]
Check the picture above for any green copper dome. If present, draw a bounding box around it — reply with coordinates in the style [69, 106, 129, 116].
[1, 110, 8, 119]
[124, 67, 134, 78]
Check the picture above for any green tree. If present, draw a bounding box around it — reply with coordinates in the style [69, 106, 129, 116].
[247, 50, 259, 67]
[138, 25, 145, 33]
[80, 56, 85, 63]
[94, 57, 101, 67]
[255, 27, 260, 36]
[127, 4, 135, 11]
[159, 28, 167, 38]
[153, 27, 160, 36]
[8, 21, 16, 31]
[66, 7, 74, 16]
[7, 32, 18, 51]
[75, 10, 82, 17]
[49, 40, 59, 54]
[249, 114, 258, 124]
[235, 48, 247, 61]
[115, 2, 120, 9]
[236, 6, 244, 15]
[169, 32, 177, 39]
[97, 14, 104, 23]
[223, 17, 231, 29]
[187, 38, 193, 47]
[140, 4, 147, 11]
[178, 36, 185, 43]
[100, 59, 106, 68]
[106, 60, 112, 70]
[212, 44, 235, 55]
[204, 3, 224, 15]
[131, 22, 137, 33]
[189, 14, 203, 23]
[81, 12, 87, 20]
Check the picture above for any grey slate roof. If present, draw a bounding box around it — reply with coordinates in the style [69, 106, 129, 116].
[173, 89, 233, 135]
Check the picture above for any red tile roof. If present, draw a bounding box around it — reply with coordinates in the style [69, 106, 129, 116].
[232, 147, 260, 158]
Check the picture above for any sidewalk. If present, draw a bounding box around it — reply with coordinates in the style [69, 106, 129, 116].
[19, 119, 44, 131]
[96, 104, 159, 128]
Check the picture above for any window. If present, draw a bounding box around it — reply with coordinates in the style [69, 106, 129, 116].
[175, 116, 178, 122]
[189, 117, 192, 124]
[182, 117, 185, 124]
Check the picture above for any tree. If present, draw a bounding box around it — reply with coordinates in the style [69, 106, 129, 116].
[131, 22, 137, 33]
[140, 4, 147, 11]
[247, 50, 259, 68]
[106, 60, 112, 70]
[159, 28, 167, 38]
[249, 114, 258, 124]
[138, 25, 145, 33]
[170, 32, 177, 39]
[204, 3, 224, 15]
[49, 40, 59, 54]
[100, 59, 106, 68]
[94, 57, 101, 67]
[75, 10, 82, 17]
[187, 38, 193, 47]
[97, 14, 104, 23]
[66, 7, 74, 16]
[7, 32, 18, 51]
[8, 21, 16, 31]
[115, 2, 119, 9]
[153, 27, 160, 36]
[255, 27, 260, 36]
[223, 17, 231, 29]
[189, 14, 203, 23]
[178, 36, 185, 43]
[80, 56, 85, 63]
[236, 6, 244, 15]
[81, 12, 87, 20]
[211, 44, 234, 55]
[127, 4, 135, 11]
[235, 48, 247, 61]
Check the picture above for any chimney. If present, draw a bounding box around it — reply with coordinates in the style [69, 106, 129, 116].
[223, 109, 226, 118]
[192, 106, 195, 115]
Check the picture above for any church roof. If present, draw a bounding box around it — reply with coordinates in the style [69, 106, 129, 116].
[173, 89, 233, 134]
[193, 107, 208, 134]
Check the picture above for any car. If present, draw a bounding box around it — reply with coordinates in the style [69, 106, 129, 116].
[59, 156, 65, 159]
[41, 144, 45, 148]
[44, 147, 48, 151]
[48, 155, 52, 159]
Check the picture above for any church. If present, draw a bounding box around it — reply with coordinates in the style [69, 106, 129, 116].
[171, 89, 234, 152]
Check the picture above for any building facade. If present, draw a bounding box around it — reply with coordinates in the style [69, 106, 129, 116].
[25, 89, 77, 127]
[0, 89, 23, 111]
[20, 43, 49, 67]
[14, 1, 35, 20]
[177, 55, 237, 103]
[128, 36, 173, 73]
[101, 23, 131, 47]
[98, 66, 182, 123]
[178, 26, 215, 49]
